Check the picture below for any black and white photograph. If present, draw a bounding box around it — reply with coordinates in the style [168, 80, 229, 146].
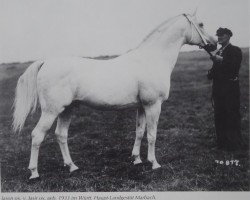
[0, 0, 249, 198]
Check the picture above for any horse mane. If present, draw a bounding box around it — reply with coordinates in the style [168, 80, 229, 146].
[140, 14, 181, 45]
[124, 14, 182, 54]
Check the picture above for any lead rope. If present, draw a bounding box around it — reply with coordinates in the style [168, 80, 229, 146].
[183, 14, 215, 109]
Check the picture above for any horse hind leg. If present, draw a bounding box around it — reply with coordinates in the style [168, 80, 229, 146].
[28, 111, 57, 179]
[55, 108, 78, 173]
[132, 106, 146, 165]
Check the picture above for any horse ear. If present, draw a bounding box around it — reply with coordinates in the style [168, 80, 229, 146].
[192, 6, 198, 16]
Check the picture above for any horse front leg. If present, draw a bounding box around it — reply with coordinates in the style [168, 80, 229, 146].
[144, 101, 161, 169]
[132, 106, 146, 165]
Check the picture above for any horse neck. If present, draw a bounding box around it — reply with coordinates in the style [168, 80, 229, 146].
[135, 16, 187, 71]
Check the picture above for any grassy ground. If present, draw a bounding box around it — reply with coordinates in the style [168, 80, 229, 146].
[0, 49, 249, 192]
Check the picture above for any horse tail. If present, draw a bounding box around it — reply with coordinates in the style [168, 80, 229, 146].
[13, 60, 44, 133]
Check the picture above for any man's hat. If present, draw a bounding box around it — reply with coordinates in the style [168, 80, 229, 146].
[216, 27, 233, 37]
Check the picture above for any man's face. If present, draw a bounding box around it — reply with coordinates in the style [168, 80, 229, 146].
[217, 34, 230, 45]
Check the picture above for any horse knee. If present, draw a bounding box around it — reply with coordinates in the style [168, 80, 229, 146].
[136, 129, 144, 140]
[147, 134, 156, 144]
[55, 130, 68, 144]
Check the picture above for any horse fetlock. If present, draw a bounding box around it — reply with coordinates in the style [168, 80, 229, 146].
[64, 162, 78, 172]
[152, 161, 161, 169]
[69, 163, 79, 173]
[64, 161, 72, 166]
[133, 156, 142, 165]
[147, 157, 161, 169]
[29, 168, 39, 179]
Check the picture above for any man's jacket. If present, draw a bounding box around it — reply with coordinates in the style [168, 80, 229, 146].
[208, 44, 242, 81]
[207, 44, 242, 97]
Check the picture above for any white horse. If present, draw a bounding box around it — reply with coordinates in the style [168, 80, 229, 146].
[13, 12, 217, 180]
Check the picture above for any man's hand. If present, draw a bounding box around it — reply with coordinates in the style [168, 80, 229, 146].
[210, 55, 223, 63]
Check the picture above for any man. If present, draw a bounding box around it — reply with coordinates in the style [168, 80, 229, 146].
[207, 27, 244, 151]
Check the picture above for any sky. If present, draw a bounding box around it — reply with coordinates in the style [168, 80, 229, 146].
[0, 0, 249, 63]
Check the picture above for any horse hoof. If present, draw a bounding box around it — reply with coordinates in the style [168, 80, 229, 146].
[152, 163, 161, 170]
[28, 177, 41, 184]
[70, 168, 81, 177]
[69, 165, 79, 173]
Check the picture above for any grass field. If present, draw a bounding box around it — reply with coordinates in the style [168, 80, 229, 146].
[0, 49, 249, 192]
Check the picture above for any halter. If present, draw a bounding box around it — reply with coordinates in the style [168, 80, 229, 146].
[183, 14, 216, 55]
[183, 14, 208, 46]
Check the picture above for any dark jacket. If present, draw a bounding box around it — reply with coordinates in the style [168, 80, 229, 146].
[207, 44, 242, 96]
[208, 44, 242, 81]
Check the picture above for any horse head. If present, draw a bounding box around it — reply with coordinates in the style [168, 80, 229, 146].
[183, 12, 217, 52]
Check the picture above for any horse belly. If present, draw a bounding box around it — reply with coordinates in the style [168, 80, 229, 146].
[76, 88, 139, 110]
[74, 70, 139, 110]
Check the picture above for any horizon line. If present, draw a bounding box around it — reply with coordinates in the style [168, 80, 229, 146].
[0, 46, 249, 65]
